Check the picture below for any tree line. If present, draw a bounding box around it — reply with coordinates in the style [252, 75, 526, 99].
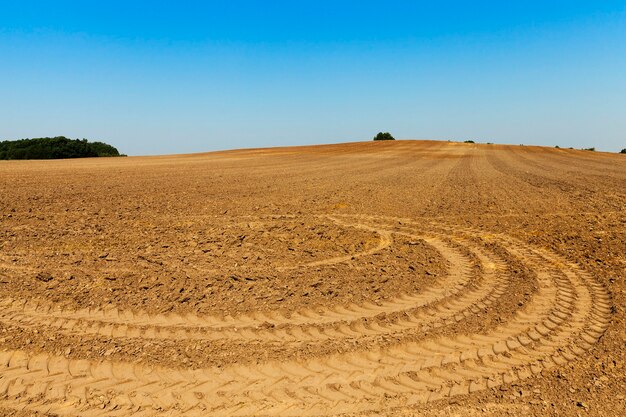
[0, 136, 122, 160]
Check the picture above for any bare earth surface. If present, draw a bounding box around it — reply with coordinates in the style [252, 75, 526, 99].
[0, 140, 624, 416]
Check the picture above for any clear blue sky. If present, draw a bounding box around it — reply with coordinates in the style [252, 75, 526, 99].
[1, 1, 625, 155]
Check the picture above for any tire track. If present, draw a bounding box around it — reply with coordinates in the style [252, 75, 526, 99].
[0, 219, 481, 342]
[0, 215, 610, 416]
[0, 236, 506, 344]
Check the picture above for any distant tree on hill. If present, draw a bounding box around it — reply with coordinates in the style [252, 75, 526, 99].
[620, 148, 626, 154]
[373, 132, 395, 141]
[464, 140, 475, 143]
[0, 137, 122, 160]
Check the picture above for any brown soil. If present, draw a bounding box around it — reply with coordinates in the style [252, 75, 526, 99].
[0, 140, 624, 416]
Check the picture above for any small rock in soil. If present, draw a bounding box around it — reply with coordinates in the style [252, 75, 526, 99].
[36, 272, 54, 282]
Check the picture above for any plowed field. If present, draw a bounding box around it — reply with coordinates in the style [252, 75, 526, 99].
[0, 140, 624, 416]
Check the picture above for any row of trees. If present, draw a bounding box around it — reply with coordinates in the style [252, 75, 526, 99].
[371, 133, 624, 153]
[0, 137, 122, 160]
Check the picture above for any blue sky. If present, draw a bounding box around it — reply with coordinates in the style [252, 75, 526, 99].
[1, 1, 625, 155]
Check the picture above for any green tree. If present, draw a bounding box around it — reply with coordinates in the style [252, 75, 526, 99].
[373, 132, 395, 141]
[0, 136, 122, 160]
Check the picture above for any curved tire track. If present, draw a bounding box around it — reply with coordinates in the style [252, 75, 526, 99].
[0, 225, 484, 342]
[0, 215, 610, 416]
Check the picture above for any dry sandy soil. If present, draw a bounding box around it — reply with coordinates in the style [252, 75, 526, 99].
[0, 140, 624, 416]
